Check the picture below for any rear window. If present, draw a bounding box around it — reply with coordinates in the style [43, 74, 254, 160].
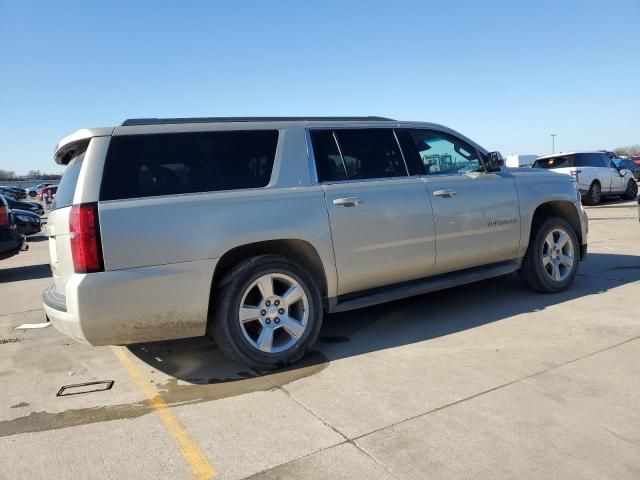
[100, 130, 279, 201]
[532, 156, 575, 169]
[53, 150, 86, 209]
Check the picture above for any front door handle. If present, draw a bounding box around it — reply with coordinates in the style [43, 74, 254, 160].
[333, 197, 363, 207]
[433, 189, 457, 198]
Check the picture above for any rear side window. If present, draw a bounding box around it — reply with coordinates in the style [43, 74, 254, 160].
[533, 156, 575, 168]
[100, 130, 278, 201]
[311, 128, 408, 182]
[310, 130, 347, 182]
[575, 153, 604, 167]
[334, 129, 407, 180]
[53, 147, 87, 209]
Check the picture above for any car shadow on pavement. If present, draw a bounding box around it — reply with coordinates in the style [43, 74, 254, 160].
[26, 234, 48, 243]
[0, 263, 52, 283]
[128, 252, 640, 394]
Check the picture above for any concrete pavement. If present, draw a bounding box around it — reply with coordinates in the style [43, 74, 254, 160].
[1, 200, 639, 479]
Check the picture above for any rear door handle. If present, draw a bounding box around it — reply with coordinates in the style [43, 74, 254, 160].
[333, 197, 363, 207]
[433, 189, 457, 198]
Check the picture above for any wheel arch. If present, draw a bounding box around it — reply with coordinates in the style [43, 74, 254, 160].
[209, 238, 329, 310]
[526, 200, 585, 259]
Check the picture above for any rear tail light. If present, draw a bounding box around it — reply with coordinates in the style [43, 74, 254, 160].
[570, 169, 580, 184]
[69, 203, 104, 273]
[0, 206, 8, 226]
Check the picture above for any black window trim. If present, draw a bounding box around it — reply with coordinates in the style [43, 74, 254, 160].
[307, 126, 412, 185]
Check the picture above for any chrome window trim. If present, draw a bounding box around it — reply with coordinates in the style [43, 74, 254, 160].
[392, 129, 411, 176]
[332, 131, 349, 180]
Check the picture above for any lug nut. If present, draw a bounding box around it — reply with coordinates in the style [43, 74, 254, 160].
[274, 300, 280, 306]
[274, 317, 280, 324]
[265, 301, 271, 306]
[266, 319, 271, 324]
[278, 308, 285, 314]
[261, 309, 267, 316]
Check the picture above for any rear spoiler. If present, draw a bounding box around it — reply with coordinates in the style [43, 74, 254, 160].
[54, 127, 114, 165]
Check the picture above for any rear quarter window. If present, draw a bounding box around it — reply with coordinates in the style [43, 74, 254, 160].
[53, 149, 86, 210]
[100, 130, 279, 201]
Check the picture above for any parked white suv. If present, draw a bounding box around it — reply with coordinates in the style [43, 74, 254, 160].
[43, 117, 588, 369]
[533, 151, 638, 205]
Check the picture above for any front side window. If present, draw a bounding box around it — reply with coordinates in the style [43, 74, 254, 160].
[100, 130, 278, 201]
[406, 130, 482, 175]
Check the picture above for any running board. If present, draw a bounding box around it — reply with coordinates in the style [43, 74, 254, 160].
[327, 259, 522, 313]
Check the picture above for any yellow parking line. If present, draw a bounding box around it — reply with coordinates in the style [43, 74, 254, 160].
[111, 346, 217, 479]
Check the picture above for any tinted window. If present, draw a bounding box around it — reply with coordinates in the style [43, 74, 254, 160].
[394, 129, 425, 175]
[573, 153, 604, 167]
[310, 130, 346, 182]
[100, 130, 278, 201]
[405, 129, 482, 175]
[333, 129, 407, 180]
[53, 151, 85, 209]
[533, 156, 575, 168]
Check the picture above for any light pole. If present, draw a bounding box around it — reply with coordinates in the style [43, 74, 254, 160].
[551, 134, 556, 154]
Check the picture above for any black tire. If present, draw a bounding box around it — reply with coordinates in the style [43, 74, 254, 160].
[520, 216, 579, 293]
[583, 181, 601, 205]
[622, 179, 638, 200]
[208, 255, 323, 370]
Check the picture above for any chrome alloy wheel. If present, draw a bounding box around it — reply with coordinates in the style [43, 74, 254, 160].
[542, 227, 575, 282]
[591, 183, 601, 203]
[238, 273, 309, 354]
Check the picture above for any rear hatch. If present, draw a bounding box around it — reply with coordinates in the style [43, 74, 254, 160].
[47, 142, 89, 294]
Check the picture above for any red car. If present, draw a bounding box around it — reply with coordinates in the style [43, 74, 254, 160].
[38, 185, 58, 200]
[632, 156, 640, 166]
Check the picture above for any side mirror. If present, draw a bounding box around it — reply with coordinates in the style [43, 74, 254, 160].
[619, 168, 628, 177]
[485, 151, 504, 171]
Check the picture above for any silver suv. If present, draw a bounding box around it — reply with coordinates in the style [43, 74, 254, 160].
[43, 117, 588, 369]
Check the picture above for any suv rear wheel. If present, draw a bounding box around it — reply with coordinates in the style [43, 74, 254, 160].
[209, 255, 323, 370]
[583, 181, 601, 205]
[623, 179, 638, 200]
[520, 217, 579, 293]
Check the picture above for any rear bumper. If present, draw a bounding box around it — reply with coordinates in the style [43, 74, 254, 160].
[43, 259, 218, 346]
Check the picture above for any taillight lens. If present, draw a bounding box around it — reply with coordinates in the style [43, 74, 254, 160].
[69, 203, 104, 273]
[0, 206, 8, 226]
[570, 169, 580, 184]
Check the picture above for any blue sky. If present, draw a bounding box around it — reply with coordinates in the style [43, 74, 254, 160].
[1, 0, 638, 173]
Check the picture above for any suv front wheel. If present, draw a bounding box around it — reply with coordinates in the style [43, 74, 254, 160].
[209, 255, 323, 370]
[623, 179, 638, 200]
[520, 217, 579, 293]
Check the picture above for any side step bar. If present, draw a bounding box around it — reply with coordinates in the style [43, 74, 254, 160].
[327, 259, 522, 314]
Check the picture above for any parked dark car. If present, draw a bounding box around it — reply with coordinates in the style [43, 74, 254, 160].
[614, 158, 640, 180]
[4, 196, 44, 216]
[12, 208, 41, 236]
[0, 195, 26, 260]
[0, 187, 19, 199]
[0, 186, 27, 199]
